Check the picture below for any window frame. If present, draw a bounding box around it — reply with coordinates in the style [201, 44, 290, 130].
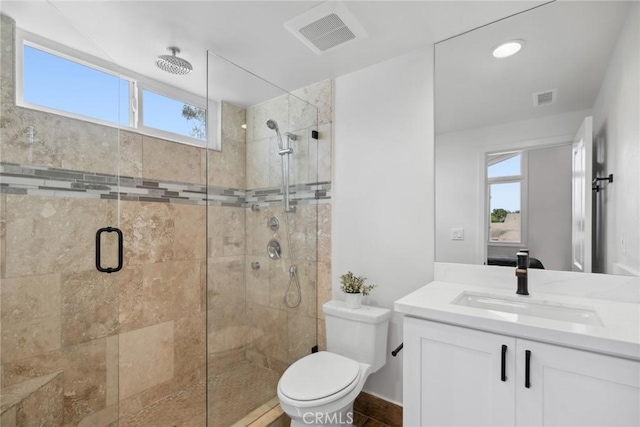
[136, 83, 209, 147]
[485, 150, 528, 248]
[16, 28, 211, 148]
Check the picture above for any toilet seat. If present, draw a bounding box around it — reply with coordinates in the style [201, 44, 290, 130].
[279, 352, 361, 402]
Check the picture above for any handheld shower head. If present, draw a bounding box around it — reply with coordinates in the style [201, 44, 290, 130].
[266, 119, 284, 150]
[266, 119, 279, 131]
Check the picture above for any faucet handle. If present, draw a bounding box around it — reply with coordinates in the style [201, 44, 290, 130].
[516, 249, 530, 296]
[516, 249, 530, 269]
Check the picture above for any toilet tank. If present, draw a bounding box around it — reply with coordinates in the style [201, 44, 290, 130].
[323, 300, 391, 373]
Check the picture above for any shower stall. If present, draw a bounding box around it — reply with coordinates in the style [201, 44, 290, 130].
[205, 52, 325, 426]
[0, 4, 332, 426]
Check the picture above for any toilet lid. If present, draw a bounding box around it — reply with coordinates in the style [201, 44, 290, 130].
[279, 352, 360, 401]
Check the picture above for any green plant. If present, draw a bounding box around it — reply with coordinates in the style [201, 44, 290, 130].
[339, 271, 376, 296]
[491, 208, 509, 223]
[182, 104, 206, 140]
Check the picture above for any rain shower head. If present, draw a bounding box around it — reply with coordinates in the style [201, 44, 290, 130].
[266, 119, 279, 131]
[155, 47, 193, 75]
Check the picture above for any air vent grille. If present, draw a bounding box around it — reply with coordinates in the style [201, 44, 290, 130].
[300, 15, 356, 51]
[533, 89, 557, 107]
[300, 14, 344, 40]
[284, 1, 367, 55]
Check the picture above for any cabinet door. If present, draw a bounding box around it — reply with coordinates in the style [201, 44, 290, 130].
[404, 317, 516, 426]
[516, 340, 640, 426]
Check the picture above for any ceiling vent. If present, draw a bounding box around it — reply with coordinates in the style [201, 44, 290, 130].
[533, 89, 557, 107]
[284, 1, 368, 55]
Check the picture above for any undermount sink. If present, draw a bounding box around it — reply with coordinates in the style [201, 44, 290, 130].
[451, 292, 604, 326]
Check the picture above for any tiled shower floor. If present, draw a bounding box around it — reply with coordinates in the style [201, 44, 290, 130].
[119, 361, 280, 427]
[119, 378, 206, 427]
[208, 361, 281, 427]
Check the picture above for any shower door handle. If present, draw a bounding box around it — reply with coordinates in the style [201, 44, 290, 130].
[96, 227, 124, 273]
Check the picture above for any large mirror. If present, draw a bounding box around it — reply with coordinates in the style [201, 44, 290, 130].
[435, 1, 639, 276]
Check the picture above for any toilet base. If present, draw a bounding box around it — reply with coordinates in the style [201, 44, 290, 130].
[288, 402, 354, 427]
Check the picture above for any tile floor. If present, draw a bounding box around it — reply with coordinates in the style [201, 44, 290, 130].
[117, 361, 396, 427]
[208, 361, 281, 426]
[119, 360, 280, 427]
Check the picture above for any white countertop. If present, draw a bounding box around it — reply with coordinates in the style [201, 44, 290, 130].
[395, 280, 640, 361]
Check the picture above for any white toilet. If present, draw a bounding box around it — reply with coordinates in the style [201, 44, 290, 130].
[277, 300, 391, 426]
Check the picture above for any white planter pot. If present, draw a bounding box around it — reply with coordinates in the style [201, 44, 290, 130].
[344, 293, 362, 309]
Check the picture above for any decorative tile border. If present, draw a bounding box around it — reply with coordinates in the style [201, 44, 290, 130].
[245, 182, 331, 208]
[0, 163, 331, 207]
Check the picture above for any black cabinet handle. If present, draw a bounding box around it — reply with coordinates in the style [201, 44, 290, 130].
[525, 350, 531, 388]
[391, 343, 403, 357]
[501, 345, 507, 382]
[96, 227, 124, 273]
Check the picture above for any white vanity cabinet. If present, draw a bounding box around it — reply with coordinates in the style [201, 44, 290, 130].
[403, 317, 640, 427]
[516, 339, 639, 426]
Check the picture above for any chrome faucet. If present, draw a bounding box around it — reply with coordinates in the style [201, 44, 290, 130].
[516, 249, 530, 295]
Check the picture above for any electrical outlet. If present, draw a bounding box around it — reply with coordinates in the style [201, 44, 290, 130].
[451, 228, 464, 240]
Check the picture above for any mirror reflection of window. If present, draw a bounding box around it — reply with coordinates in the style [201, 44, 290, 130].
[487, 152, 524, 244]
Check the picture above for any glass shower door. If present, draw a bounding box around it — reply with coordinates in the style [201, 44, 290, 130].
[0, 5, 123, 425]
[206, 51, 320, 426]
[2, 4, 212, 426]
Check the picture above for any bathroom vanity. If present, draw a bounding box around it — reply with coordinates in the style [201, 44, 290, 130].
[395, 264, 640, 426]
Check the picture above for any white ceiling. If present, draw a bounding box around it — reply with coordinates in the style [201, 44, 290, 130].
[435, 1, 633, 134]
[1, 0, 546, 105]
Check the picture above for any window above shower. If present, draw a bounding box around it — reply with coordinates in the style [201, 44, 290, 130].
[16, 30, 209, 147]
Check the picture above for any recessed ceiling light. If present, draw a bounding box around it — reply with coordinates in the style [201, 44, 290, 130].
[241, 124, 247, 129]
[492, 40, 525, 59]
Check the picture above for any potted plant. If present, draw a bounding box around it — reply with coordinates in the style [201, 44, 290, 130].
[339, 271, 376, 309]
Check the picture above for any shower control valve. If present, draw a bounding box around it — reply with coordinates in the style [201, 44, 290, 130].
[268, 216, 280, 231]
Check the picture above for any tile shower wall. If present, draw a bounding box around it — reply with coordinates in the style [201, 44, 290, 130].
[243, 81, 333, 373]
[206, 102, 249, 381]
[1, 14, 207, 426]
[206, 81, 333, 427]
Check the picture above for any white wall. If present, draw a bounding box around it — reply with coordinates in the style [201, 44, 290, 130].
[333, 46, 435, 404]
[528, 145, 572, 271]
[435, 109, 590, 265]
[592, 3, 640, 276]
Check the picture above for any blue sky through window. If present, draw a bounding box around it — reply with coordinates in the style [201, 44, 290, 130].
[490, 182, 520, 212]
[23, 45, 206, 141]
[24, 45, 129, 126]
[488, 154, 521, 178]
[142, 90, 206, 140]
[487, 153, 521, 212]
